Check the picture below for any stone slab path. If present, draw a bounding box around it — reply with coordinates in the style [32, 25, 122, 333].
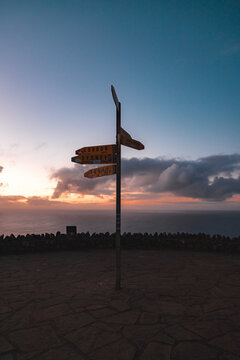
[0, 250, 240, 359]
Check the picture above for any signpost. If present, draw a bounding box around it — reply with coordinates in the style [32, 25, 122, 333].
[71, 85, 144, 290]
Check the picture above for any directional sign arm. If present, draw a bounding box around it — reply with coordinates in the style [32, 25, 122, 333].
[72, 155, 116, 165]
[71, 156, 82, 164]
[84, 165, 116, 178]
[75, 144, 116, 156]
[120, 127, 131, 139]
[120, 127, 144, 150]
[73, 144, 117, 164]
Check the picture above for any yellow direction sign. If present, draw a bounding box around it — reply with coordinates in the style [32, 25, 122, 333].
[73, 144, 117, 164]
[76, 144, 116, 156]
[120, 127, 144, 150]
[71, 154, 116, 165]
[84, 165, 116, 178]
[71, 156, 82, 164]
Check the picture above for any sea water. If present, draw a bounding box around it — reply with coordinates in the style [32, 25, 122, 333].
[0, 209, 239, 237]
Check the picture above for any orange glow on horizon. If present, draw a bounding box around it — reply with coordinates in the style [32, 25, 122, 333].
[122, 193, 201, 206]
[228, 194, 240, 202]
[1, 190, 240, 210]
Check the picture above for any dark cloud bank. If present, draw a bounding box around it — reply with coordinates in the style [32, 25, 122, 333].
[51, 154, 240, 201]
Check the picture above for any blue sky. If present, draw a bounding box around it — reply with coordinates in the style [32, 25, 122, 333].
[0, 0, 240, 208]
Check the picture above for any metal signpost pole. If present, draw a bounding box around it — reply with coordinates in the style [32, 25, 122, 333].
[72, 85, 143, 291]
[116, 101, 121, 290]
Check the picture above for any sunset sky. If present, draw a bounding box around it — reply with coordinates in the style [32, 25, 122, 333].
[1, 0, 240, 210]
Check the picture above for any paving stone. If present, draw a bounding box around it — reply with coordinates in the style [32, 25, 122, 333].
[16, 351, 40, 360]
[164, 324, 202, 341]
[34, 296, 66, 309]
[110, 299, 130, 312]
[139, 342, 171, 360]
[218, 285, 240, 298]
[0, 313, 12, 323]
[70, 296, 98, 309]
[0, 336, 15, 353]
[203, 300, 231, 313]
[53, 312, 95, 334]
[90, 307, 116, 318]
[139, 312, 159, 324]
[210, 331, 240, 356]
[8, 326, 61, 353]
[184, 304, 202, 317]
[183, 318, 232, 340]
[86, 304, 107, 310]
[208, 308, 236, 319]
[0, 304, 12, 314]
[149, 331, 174, 345]
[94, 321, 123, 332]
[187, 296, 206, 306]
[0, 307, 34, 333]
[128, 297, 147, 311]
[34, 346, 84, 360]
[123, 324, 164, 346]
[9, 302, 28, 311]
[73, 307, 85, 313]
[0, 353, 14, 360]
[208, 286, 227, 298]
[218, 353, 240, 360]
[157, 285, 181, 297]
[65, 324, 121, 353]
[141, 301, 161, 313]
[171, 341, 219, 360]
[89, 338, 136, 360]
[159, 301, 185, 316]
[104, 310, 140, 324]
[33, 303, 71, 321]
[6, 295, 27, 303]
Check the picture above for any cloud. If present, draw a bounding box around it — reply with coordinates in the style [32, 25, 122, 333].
[0, 195, 26, 207]
[51, 165, 115, 199]
[0, 195, 75, 209]
[50, 154, 240, 201]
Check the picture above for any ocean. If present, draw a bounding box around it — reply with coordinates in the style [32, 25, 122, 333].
[0, 209, 239, 238]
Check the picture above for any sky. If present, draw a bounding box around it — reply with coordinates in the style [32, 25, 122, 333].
[0, 0, 240, 211]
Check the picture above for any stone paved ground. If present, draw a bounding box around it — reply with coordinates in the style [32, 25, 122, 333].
[0, 249, 240, 360]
